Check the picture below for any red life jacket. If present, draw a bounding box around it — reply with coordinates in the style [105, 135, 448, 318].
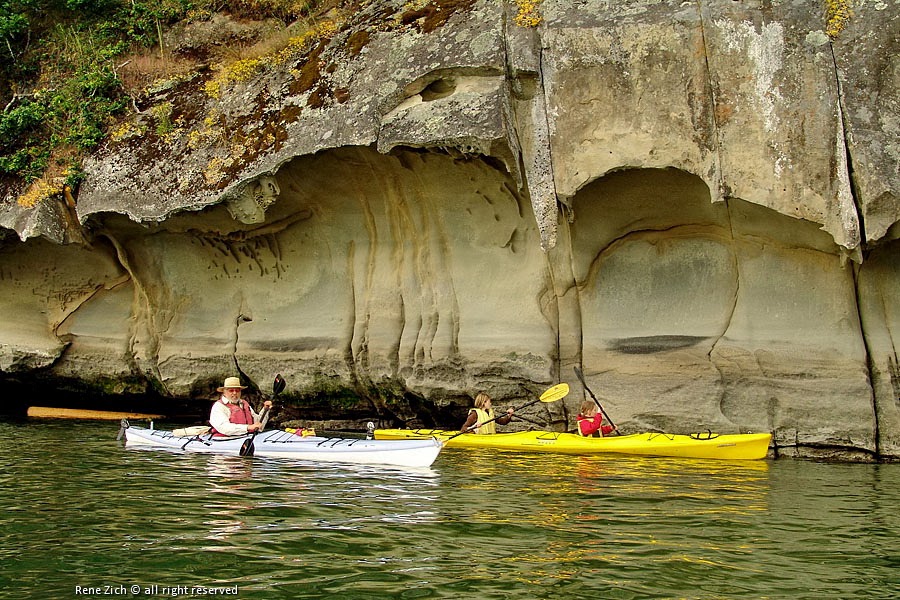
[211, 399, 254, 436]
[577, 413, 608, 437]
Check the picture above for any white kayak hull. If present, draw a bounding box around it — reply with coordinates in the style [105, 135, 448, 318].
[123, 426, 442, 468]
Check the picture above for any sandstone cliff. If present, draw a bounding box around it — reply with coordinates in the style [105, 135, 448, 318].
[1, 0, 898, 460]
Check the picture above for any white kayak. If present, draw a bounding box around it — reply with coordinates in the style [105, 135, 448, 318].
[120, 423, 443, 468]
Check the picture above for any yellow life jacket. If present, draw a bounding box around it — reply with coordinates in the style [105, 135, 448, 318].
[470, 407, 496, 434]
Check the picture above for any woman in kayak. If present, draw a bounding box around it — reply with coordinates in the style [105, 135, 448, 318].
[576, 400, 616, 437]
[209, 377, 273, 436]
[460, 392, 514, 434]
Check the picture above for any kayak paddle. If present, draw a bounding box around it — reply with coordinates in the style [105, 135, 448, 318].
[263, 373, 285, 429]
[239, 374, 285, 457]
[443, 382, 570, 442]
[573, 365, 619, 435]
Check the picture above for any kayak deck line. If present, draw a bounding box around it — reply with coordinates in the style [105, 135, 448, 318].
[375, 428, 772, 460]
[120, 421, 443, 468]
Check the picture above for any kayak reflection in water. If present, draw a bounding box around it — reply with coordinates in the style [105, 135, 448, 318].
[209, 376, 273, 437]
[575, 400, 617, 437]
[461, 392, 514, 434]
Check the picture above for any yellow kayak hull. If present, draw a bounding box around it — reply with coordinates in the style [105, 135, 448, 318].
[374, 429, 772, 460]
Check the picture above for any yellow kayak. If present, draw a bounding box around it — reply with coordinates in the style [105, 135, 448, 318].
[374, 429, 772, 460]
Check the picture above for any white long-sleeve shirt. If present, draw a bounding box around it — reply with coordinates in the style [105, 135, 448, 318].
[209, 397, 261, 436]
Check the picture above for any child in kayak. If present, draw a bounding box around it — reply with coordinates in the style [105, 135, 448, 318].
[461, 392, 515, 434]
[576, 400, 617, 437]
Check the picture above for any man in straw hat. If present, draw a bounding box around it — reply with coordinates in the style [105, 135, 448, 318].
[209, 376, 273, 437]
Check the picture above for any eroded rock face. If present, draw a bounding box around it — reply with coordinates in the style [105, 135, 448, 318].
[565, 168, 877, 459]
[0, 0, 898, 459]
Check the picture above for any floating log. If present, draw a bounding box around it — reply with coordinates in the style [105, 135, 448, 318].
[27, 406, 164, 420]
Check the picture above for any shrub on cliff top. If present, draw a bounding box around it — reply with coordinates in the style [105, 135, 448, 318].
[0, 0, 323, 204]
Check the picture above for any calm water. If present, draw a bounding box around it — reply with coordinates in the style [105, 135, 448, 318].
[1, 419, 898, 599]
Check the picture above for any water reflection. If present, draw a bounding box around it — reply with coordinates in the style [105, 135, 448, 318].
[425, 450, 782, 598]
[204, 454, 256, 481]
[3, 420, 900, 599]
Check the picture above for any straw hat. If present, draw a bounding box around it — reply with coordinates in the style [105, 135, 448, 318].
[217, 376, 247, 392]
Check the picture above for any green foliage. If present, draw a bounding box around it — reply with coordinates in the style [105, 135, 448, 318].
[0, 98, 49, 180]
[0, 99, 44, 140]
[1, 2, 128, 183]
[1, 12, 132, 183]
[63, 0, 119, 13]
[150, 101, 174, 135]
[0, 0, 326, 193]
[0, 7, 30, 43]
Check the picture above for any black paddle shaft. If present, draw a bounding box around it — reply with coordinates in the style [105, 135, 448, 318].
[239, 374, 285, 457]
[238, 406, 270, 457]
[574, 366, 618, 434]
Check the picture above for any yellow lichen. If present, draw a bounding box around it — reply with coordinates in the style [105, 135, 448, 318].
[228, 57, 265, 83]
[186, 129, 202, 149]
[158, 127, 184, 145]
[109, 121, 145, 142]
[203, 19, 340, 100]
[204, 156, 227, 185]
[515, 0, 543, 28]
[187, 108, 226, 150]
[204, 110, 221, 130]
[185, 8, 213, 22]
[825, 0, 852, 38]
[204, 78, 221, 99]
[274, 20, 338, 64]
[17, 178, 64, 208]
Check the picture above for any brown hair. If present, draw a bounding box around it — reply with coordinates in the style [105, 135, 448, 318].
[580, 400, 597, 415]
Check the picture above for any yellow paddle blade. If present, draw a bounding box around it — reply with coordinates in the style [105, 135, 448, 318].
[539, 383, 569, 403]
